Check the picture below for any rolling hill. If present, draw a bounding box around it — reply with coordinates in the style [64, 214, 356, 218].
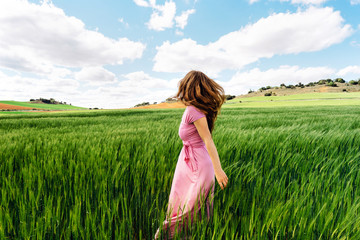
[0, 101, 86, 111]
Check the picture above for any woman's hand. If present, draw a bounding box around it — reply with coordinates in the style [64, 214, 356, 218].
[215, 168, 228, 190]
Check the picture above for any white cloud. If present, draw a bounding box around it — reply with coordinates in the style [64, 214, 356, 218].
[75, 67, 117, 85]
[133, 0, 195, 31]
[146, 1, 177, 31]
[175, 30, 184, 36]
[153, 7, 353, 75]
[1, 70, 81, 103]
[350, 41, 360, 47]
[350, 0, 360, 5]
[175, 9, 195, 29]
[249, 0, 260, 4]
[219, 65, 335, 95]
[118, 18, 129, 28]
[281, 0, 328, 4]
[121, 71, 178, 89]
[133, 0, 150, 7]
[0, 0, 145, 75]
[78, 71, 180, 108]
[337, 66, 360, 76]
[154, 39, 234, 76]
[1, 67, 181, 108]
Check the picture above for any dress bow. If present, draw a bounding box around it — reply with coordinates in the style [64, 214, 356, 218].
[183, 141, 198, 172]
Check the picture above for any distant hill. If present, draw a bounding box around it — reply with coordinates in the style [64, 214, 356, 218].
[0, 100, 86, 111]
[237, 79, 360, 99]
[132, 101, 185, 109]
[132, 79, 360, 109]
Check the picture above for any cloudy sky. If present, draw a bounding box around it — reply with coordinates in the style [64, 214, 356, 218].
[1, 0, 360, 108]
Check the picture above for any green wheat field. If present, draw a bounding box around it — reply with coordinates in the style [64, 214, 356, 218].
[1, 104, 360, 239]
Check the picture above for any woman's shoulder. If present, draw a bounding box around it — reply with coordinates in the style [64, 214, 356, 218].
[187, 104, 202, 110]
[185, 105, 205, 122]
[186, 105, 202, 113]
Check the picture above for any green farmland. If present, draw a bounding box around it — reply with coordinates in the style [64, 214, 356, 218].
[0, 101, 86, 110]
[1, 105, 360, 239]
[224, 92, 360, 108]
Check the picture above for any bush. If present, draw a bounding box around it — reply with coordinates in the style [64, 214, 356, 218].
[342, 89, 347, 92]
[248, 89, 254, 94]
[134, 102, 150, 107]
[327, 82, 337, 87]
[318, 80, 327, 85]
[225, 95, 236, 100]
[266, 86, 271, 89]
[286, 85, 296, 89]
[264, 92, 272, 96]
[166, 97, 177, 102]
[335, 78, 345, 83]
[296, 82, 304, 88]
[349, 80, 358, 85]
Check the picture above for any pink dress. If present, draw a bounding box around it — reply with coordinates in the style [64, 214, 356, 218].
[154, 105, 215, 239]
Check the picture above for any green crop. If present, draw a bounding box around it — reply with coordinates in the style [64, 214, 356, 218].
[1, 105, 359, 239]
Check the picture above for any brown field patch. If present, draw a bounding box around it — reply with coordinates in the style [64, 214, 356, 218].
[319, 86, 329, 92]
[133, 102, 186, 109]
[0, 103, 39, 110]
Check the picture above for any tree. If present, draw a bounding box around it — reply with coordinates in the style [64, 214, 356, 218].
[296, 82, 304, 88]
[266, 86, 271, 89]
[286, 85, 295, 89]
[259, 87, 267, 91]
[327, 81, 337, 87]
[305, 82, 315, 87]
[134, 102, 150, 107]
[335, 78, 345, 83]
[225, 95, 236, 100]
[349, 80, 358, 85]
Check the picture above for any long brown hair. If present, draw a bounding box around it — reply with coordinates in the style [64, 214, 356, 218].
[174, 70, 226, 133]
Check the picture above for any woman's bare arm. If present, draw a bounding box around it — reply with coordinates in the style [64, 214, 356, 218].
[194, 117, 228, 190]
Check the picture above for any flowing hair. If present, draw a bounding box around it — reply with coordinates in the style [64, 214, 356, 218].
[174, 70, 226, 133]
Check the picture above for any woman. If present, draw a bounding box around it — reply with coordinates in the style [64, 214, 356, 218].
[154, 70, 229, 239]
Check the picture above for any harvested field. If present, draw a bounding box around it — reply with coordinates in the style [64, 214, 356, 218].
[0, 103, 39, 110]
[133, 101, 185, 109]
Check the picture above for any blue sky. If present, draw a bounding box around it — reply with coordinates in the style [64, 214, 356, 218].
[1, 0, 360, 108]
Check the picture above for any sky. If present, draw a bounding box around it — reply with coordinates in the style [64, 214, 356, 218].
[1, 0, 360, 109]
